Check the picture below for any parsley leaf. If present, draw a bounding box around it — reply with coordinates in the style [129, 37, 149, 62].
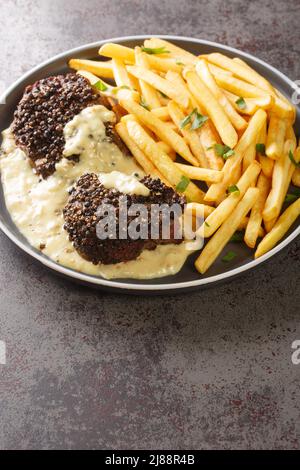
[141, 46, 170, 55]
[235, 97, 246, 110]
[230, 231, 244, 242]
[176, 176, 190, 192]
[179, 108, 208, 130]
[227, 185, 240, 195]
[214, 144, 235, 160]
[288, 150, 300, 168]
[285, 188, 300, 203]
[139, 97, 150, 110]
[256, 143, 266, 155]
[222, 251, 237, 262]
[94, 80, 108, 92]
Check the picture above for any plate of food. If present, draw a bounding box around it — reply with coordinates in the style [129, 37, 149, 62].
[0, 35, 299, 293]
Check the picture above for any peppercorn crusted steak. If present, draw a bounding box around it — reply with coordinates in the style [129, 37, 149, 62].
[63, 173, 186, 265]
[11, 73, 129, 178]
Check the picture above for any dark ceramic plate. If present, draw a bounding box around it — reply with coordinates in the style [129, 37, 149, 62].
[0, 36, 299, 294]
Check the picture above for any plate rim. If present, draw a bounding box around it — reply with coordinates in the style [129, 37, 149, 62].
[0, 34, 299, 292]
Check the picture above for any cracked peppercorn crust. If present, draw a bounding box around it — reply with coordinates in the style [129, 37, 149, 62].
[63, 173, 186, 265]
[11, 73, 129, 178]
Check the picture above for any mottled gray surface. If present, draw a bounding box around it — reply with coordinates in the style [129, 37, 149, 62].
[0, 0, 300, 450]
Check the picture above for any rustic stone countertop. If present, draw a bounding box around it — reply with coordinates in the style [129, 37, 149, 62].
[0, 0, 299, 450]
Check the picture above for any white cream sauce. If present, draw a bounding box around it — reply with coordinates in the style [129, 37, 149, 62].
[0, 105, 190, 279]
[99, 171, 150, 196]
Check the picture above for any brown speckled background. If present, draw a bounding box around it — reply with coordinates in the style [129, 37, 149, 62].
[0, 0, 300, 450]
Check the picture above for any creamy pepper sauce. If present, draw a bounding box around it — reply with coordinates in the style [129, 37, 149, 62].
[0, 105, 189, 279]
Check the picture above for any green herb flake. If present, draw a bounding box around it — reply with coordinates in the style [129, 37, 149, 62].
[191, 111, 208, 130]
[141, 46, 170, 55]
[139, 97, 150, 111]
[176, 175, 190, 193]
[256, 143, 266, 155]
[158, 90, 168, 98]
[230, 231, 244, 242]
[222, 251, 237, 262]
[94, 80, 108, 92]
[214, 144, 235, 160]
[235, 97, 246, 110]
[227, 185, 240, 195]
[285, 188, 300, 203]
[288, 150, 300, 168]
[179, 108, 208, 130]
[176, 60, 185, 66]
[204, 221, 210, 227]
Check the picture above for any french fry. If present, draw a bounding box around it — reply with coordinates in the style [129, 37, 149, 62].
[185, 202, 215, 219]
[146, 55, 183, 74]
[156, 141, 176, 160]
[175, 163, 223, 183]
[244, 173, 271, 248]
[202, 161, 261, 237]
[292, 167, 300, 187]
[151, 106, 170, 121]
[223, 56, 294, 119]
[198, 123, 224, 170]
[69, 59, 114, 79]
[265, 114, 287, 160]
[76, 69, 108, 86]
[211, 69, 270, 98]
[264, 218, 277, 233]
[119, 98, 199, 166]
[208, 63, 233, 77]
[195, 188, 259, 273]
[134, 47, 161, 109]
[256, 120, 274, 178]
[222, 89, 273, 115]
[238, 218, 265, 237]
[207, 53, 274, 93]
[125, 118, 205, 202]
[143, 38, 197, 64]
[243, 140, 257, 171]
[127, 65, 190, 108]
[195, 59, 247, 131]
[112, 58, 135, 88]
[184, 69, 238, 148]
[255, 197, 300, 258]
[99, 43, 135, 63]
[165, 70, 200, 111]
[263, 139, 297, 221]
[115, 121, 169, 183]
[205, 109, 267, 202]
[167, 101, 208, 168]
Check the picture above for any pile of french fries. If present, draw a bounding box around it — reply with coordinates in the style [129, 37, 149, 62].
[69, 38, 300, 274]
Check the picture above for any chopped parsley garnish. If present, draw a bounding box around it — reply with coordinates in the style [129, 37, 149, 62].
[230, 231, 244, 242]
[141, 46, 170, 55]
[227, 185, 240, 195]
[204, 221, 210, 227]
[256, 143, 266, 155]
[139, 97, 150, 110]
[285, 188, 300, 203]
[94, 80, 108, 92]
[222, 251, 237, 262]
[214, 144, 235, 160]
[158, 90, 168, 98]
[176, 175, 190, 192]
[176, 60, 185, 66]
[288, 150, 300, 168]
[235, 97, 246, 110]
[179, 108, 208, 130]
